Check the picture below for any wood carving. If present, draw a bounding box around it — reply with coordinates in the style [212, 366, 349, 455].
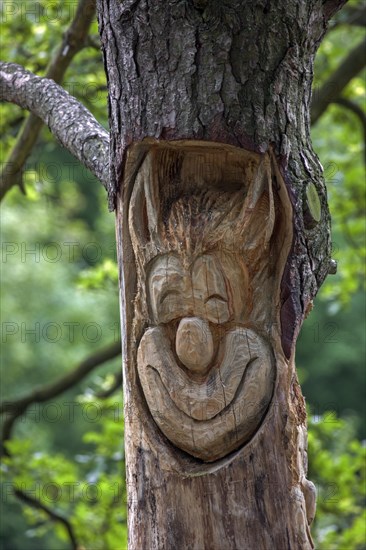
[117, 141, 317, 547]
[125, 140, 291, 462]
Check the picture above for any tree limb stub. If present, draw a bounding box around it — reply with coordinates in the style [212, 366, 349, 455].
[0, 0, 98, 201]
[0, 62, 110, 198]
[311, 38, 366, 124]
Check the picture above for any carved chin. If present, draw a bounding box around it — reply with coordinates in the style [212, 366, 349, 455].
[137, 326, 275, 462]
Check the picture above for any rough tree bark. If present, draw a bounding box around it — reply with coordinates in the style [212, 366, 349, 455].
[97, 1, 345, 548]
[0, 0, 97, 199]
[0, 63, 110, 190]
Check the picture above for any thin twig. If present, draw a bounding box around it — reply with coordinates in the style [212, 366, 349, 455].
[311, 38, 366, 124]
[14, 488, 79, 550]
[94, 370, 123, 398]
[0, 62, 110, 192]
[333, 97, 366, 164]
[0, 0, 98, 200]
[1, 340, 121, 451]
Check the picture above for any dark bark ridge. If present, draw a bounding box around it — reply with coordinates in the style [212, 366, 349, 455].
[98, 0, 345, 357]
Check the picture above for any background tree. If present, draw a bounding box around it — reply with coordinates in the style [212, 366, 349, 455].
[0, 0, 365, 548]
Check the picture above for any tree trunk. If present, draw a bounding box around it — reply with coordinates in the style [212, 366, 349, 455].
[97, 1, 344, 547]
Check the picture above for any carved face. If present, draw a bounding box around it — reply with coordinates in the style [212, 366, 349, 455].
[147, 252, 237, 374]
[138, 249, 275, 462]
[148, 253, 232, 326]
[127, 143, 287, 462]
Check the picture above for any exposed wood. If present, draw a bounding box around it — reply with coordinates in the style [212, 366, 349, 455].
[97, 0, 347, 547]
[99, 0, 336, 361]
[116, 140, 316, 548]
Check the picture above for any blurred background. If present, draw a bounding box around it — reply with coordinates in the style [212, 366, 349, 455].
[0, 1, 365, 548]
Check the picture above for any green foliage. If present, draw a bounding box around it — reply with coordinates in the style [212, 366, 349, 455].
[1, 182, 119, 402]
[0, 1, 365, 549]
[1, 179, 123, 547]
[308, 413, 366, 549]
[312, 22, 365, 305]
[3, 396, 127, 549]
[77, 259, 119, 291]
[297, 290, 366, 438]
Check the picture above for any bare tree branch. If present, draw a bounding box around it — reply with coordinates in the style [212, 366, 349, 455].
[86, 34, 103, 50]
[311, 38, 366, 124]
[322, 0, 348, 22]
[331, 4, 366, 28]
[1, 340, 121, 451]
[0, 0, 98, 200]
[0, 62, 110, 195]
[334, 97, 366, 130]
[94, 370, 123, 398]
[1, 339, 121, 547]
[333, 97, 366, 164]
[14, 489, 79, 550]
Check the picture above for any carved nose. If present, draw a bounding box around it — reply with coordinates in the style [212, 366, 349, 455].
[175, 317, 214, 373]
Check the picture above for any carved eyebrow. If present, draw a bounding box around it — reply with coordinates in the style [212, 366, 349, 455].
[148, 253, 183, 275]
[150, 265, 181, 277]
[149, 264, 184, 288]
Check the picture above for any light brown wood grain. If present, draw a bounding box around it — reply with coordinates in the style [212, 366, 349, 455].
[116, 140, 315, 549]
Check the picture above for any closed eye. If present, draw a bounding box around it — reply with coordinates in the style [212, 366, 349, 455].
[160, 289, 181, 305]
[204, 294, 227, 304]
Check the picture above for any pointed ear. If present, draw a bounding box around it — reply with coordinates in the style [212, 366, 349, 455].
[236, 154, 275, 250]
[128, 151, 162, 254]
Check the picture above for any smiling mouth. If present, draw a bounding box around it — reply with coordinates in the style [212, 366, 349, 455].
[137, 325, 276, 461]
